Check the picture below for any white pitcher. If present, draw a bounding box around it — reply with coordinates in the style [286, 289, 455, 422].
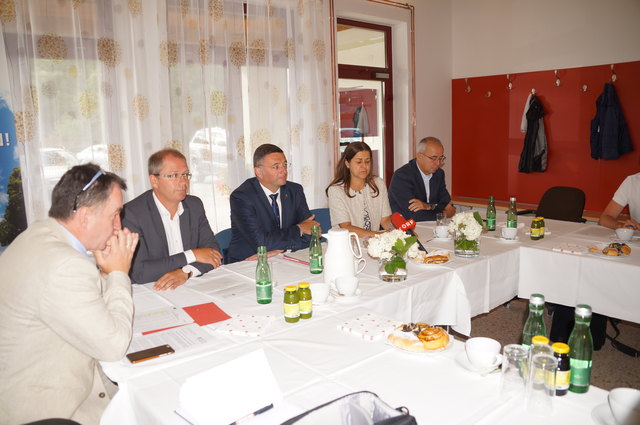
[322, 228, 366, 286]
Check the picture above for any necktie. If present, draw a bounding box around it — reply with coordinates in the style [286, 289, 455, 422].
[269, 193, 280, 228]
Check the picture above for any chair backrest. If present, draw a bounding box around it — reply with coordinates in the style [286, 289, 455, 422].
[215, 228, 233, 264]
[536, 186, 586, 223]
[310, 207, 331, 233]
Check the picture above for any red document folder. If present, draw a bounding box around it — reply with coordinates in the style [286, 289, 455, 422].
[182, 302, 231, 326]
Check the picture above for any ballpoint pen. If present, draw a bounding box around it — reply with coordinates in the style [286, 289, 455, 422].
[230, 403, 274, 425]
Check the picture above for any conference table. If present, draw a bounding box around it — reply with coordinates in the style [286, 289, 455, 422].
[100, 216, 639, 424]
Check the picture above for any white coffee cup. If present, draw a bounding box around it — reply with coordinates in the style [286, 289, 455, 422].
[501, 226, 518, 240]
[309, 283, 330, 304]
[615, 227, 634, 241]
[335, 275, 358, 297]
[435, 225, 449, 239]
[609, 387, 640, 425]
[465, 337, 502, 368]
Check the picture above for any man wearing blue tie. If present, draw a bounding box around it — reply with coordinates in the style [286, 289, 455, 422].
[227, 144, 319, 263]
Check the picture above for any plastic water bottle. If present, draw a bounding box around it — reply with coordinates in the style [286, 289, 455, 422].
[568, 304, 593, 393]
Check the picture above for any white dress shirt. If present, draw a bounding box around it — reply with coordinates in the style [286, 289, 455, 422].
[417, 162, 433, 202]
[152, 192, 199, 276]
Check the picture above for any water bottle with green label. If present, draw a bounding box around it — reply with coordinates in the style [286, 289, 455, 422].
[568, 304, 593, 393]
[309, 225, 323, 274]
[255, 246, 272, 304]
[507, 197, 518, 228]
[486, 196, 497, 231]
[521, 293, 546, 349]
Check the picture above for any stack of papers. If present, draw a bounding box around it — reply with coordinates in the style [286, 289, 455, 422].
[552, 243, 587, 254]
[337, 313, 400, 342]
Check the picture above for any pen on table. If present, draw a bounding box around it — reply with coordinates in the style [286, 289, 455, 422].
[230, 403, 274, 425]
[282, 254, 310, 266]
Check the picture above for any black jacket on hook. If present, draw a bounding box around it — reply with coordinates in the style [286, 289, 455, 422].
[590, 83, 633, 160]
[518, 95, 547, 173]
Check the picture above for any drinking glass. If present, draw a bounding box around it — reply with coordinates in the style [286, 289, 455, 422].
[500, 344, 528, 401]
[436, 212, 446, 226]
[525, 353, 557, 416]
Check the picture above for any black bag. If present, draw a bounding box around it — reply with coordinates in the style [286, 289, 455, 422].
[281, 391, 418, 425]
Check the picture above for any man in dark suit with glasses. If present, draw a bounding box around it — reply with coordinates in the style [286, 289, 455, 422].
[389, 136, 456, 222]
[121, 149, 222, 290]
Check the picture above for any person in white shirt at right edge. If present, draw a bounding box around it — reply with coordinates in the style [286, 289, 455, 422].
[598, 172, 640, 230]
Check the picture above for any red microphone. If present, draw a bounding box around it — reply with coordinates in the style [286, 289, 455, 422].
[390, 213, 427, 252]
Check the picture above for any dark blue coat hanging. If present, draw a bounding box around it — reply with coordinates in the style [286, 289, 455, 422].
[590, 83, 633, 160]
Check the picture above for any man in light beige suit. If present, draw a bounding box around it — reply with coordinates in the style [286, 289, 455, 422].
[0, 164, 139, 424]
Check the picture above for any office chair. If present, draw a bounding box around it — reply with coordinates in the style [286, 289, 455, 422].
[517, 186, 587, 223]
[215, 228, 232, 264]
[310, 208, 331, 233]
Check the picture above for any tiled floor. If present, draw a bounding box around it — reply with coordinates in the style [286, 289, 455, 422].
[467, 299, 640, 391]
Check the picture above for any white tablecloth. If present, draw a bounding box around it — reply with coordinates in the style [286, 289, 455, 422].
[101, 217, 639, 424]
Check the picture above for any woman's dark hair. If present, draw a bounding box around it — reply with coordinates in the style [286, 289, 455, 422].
[325, 142, 379, 198]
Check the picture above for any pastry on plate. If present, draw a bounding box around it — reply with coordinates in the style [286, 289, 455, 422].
[387, 323, 450, 352]
[602, 242, 631, 256]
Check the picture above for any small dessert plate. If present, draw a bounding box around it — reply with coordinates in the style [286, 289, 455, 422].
[333, 289, 362, 304]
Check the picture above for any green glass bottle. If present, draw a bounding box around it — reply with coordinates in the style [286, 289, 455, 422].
[521, 293, 546, 349]
[507, 197, 518, 228]
[568, 304, 593, 394]
[255, 246, 272, 304]
[309, 225, 323, 274]
[486, 196, 497, 231]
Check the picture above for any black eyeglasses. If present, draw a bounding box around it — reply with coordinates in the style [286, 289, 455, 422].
[152, 172, 192, 180]
[73, 169, 103, 212]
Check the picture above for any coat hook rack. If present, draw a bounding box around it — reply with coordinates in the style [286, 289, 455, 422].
[465, 78, 471, 93]
[507, 74, 513, 90]
[531, 88, 536, 95]
[610, 64, 617, 82]
[554, 70, 561, 87]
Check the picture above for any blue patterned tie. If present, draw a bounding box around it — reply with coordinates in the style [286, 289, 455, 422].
[269, 194, 280, 228]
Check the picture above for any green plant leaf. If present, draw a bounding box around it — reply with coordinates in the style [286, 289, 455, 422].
[392, 236, 416, 256]
[384, 255, 407, 274]
[473, 211, 484, 226]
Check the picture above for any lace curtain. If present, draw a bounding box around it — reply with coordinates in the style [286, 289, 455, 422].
[0, 0, 333, 231]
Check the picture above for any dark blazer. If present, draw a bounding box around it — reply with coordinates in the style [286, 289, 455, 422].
[121, 190, 221, 284]
[227, 178, 312, 263]
[388, 159, 451, 222]
[590, 83, 633, 161]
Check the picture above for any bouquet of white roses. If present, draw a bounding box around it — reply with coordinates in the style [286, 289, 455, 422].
[448, 211, 483, 240]
[367, 229, 419, 275]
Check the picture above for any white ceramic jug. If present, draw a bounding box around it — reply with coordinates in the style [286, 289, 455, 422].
[322, 228, 366, 285]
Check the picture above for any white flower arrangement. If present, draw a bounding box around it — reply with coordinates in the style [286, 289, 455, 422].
[448, 211, 483, 241]
[366, 229, 420, 261]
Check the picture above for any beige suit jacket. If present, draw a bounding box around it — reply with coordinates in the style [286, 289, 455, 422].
[0, 219, 133, 425]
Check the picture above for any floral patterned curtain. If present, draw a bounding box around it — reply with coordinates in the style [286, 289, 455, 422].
[0, 0, 333, 231]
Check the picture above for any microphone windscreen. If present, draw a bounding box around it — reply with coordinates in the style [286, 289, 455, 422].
[390, 212, 416, 231]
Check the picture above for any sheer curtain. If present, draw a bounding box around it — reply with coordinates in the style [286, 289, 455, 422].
[1, 0, 333, 231]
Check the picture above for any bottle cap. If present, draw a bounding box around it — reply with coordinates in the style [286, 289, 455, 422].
[531, 335, 550, 345]
[530, 293, 545, 305]
[489, 195, 494, 201]
[552, 342, 570, 354]
[574, 304, 592, 317]
[510, 197, 516, 202]
[257, 246, 267, 254]
[298, 282, 309, 288]
[285, 285, 298, 292]
[535, 216, 544, 221]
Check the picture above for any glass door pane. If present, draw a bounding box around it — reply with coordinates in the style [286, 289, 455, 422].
[338, 79, 385, 181]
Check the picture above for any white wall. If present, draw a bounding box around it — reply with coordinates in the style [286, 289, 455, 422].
[452, 0, 640, 78]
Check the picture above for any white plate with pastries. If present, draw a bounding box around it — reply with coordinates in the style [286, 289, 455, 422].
[410, 250, 453, 266]
[587, 242, 631, 259]
[386, 323, 453, 354]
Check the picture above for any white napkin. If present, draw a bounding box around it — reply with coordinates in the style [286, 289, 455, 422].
[213, 314, 273, 337]
[551, 243, 587, 255]
[337, 312, 400, 342]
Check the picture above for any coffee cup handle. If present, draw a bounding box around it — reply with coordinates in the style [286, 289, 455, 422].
[355, 257, 366, 274]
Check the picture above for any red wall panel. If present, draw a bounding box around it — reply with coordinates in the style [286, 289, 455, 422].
[452, 61, 640, 212]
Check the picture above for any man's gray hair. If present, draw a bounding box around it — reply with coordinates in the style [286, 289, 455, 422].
[417, 136, 442, 153]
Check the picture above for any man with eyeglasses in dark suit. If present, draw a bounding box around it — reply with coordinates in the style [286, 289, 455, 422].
[227, 143, 319, 263]
[389, 136, 456, 222]
[121, 149, 222, 290]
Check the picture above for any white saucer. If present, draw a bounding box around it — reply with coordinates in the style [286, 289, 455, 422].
[455, 352, 502, 375]
[592, 403, 616, 425]
[333, 289, 362, 304]
[313, 295, 334, 307]
[496, 236, 519, 242]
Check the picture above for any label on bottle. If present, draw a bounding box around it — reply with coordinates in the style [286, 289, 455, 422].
[256, 281, 272, 302]
[569, 359, 592, 389]
[507, 219, 517, 228]
[310, 256, 323, 273]
[284, 303, 300, 319]
[530, 227, 542, 240]
[486, 217, 496, 230]
[299, 299, 312, 315]
[556, 370, 570, 390]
